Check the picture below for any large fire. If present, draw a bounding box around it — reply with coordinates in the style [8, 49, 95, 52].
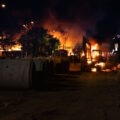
[9, 44, 22, 51]
[89, 39, 100, 61]
[91, 44, 99, 51]
[42, 13, 84, 56]
[83, 38, 102, 65]
[0, 44, 22, 57]
[0, 32, 23, 54]
[91, 44, 100, 60]
[49, 30, 74, 56]
[0, 44, 22, 53]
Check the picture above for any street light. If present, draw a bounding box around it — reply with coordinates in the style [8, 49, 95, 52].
[22, 20, 35, 31]
[22, 24, 28, 30]
[1, 3, 6, 8]
[30, 21, 34, 25]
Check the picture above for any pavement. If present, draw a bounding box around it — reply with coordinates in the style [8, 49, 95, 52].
[0, 72, 120, 120]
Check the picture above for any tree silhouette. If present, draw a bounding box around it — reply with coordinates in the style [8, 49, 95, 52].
[19, 27, 60, 57]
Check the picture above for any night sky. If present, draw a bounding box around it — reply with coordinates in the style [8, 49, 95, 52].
[0, 0, 120, 42]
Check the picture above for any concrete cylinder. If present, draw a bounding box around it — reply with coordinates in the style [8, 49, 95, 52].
[0, 59, 33, 89]
[33, 59, 45, 72]
[33, 58, 54, 74]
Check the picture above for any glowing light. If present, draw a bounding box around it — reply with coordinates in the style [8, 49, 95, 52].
[53, 30, 55, 32]
[43, 28, 75, 56]
[91, 44, 99, 51]
[0, 35, 6, 39]
[67, 49, 74, 56]
[102, 53, 105, 57]
[81, 51, 85, 57]
[87, 60, 92, 64]
[112, 67, 117, 71]
[53, 35, 56, 38]
[30, 21, 34, 25]
[91, 68, 97, 72]
[95, 62, 105, 68]
[102, 69, 112, 72]
[10, 44, 22, 51]
[115, 43, 118, 51]
[91, 44, 99, 59]
[22, 24, 28, 29]
[1, 4, 6, 8]
[0, 44, 22, 53]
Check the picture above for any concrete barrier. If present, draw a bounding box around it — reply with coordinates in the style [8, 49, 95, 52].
[0, 59, 33, 89]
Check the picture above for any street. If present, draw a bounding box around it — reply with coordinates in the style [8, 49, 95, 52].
[0, 72, 120, 120]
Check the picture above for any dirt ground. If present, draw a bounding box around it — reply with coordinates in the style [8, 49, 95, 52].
[0, 72, 120, 120]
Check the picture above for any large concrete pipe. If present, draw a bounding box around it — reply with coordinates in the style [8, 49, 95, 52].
[0, 59, 33, 89]
[33, 58, 45, 72]
[32, 58, 55, 88]
[33, 58, 55, 74]
[43, 59, 55, 74]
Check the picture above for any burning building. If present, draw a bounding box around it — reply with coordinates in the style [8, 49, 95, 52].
[0, 32, 22, 58]
[42, 13, 85, 56]
[80, 36, 107, 72]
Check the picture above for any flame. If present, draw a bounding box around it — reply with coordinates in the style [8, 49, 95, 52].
[0, 32, 23, 55]
[0, 45, 3, 51]
[91, 44, 99, 51]
[10, 44, 22, 51]
[89, 38, 100, 61]
[81, 51, 85, 57]
[48, 30, 74, 56]
[89, 38, 99, 50]
[95, 62, 105, 68]
[91, 68, 97, 72]
[87, 60, 92, 64]
[0, 44, 22, 53]
[84, 38, 101, 64]
[42, 12, 84, 56]
[91, 44, 99, 58]
[102, 69, 112, 72]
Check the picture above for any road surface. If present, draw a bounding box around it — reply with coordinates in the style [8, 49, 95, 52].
[0, 72, 120, 120]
